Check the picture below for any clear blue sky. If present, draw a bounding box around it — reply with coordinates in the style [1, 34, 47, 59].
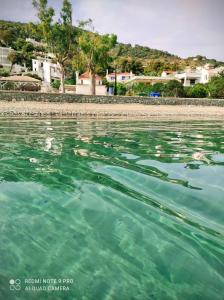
[1, 0, 224, 61]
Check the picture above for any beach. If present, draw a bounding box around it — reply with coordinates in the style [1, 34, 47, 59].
[0, 101, 224, 120]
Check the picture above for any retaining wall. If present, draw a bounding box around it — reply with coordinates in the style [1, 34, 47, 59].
[0, 90, 224, 106]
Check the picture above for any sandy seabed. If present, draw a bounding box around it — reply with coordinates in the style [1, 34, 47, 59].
[0, 101, 224, 120]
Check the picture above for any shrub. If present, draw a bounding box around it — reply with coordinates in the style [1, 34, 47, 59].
[132, 82, 152, 95]
[0, 68, 10, 77]
[185, 83, 208, 98]
[208, 76, 224, 98]
[163, 80, 184, 97]
[116, 83, 127, 95]
[151, 82, 164, 93]
[65, 78, 76, 85]
[51, 79, 60, 89]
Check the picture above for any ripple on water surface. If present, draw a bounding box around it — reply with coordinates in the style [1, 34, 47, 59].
[0, 119, 224, 300]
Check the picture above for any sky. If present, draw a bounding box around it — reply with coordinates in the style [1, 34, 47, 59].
[0, 0, 224, 61]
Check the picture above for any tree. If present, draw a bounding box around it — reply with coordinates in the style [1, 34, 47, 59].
[32, 0, 76, 93]
[164, 80, 184, 97]
[0, 29, 14, 47]
[208, 76, 224, 99]
[11, 38, 35, 69]
[118, 57, 143, 75]
[77, 20, 117, 95]
[7, 50, 24, 72]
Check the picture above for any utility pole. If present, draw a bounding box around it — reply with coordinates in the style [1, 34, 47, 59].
[114, 67, 117, 95]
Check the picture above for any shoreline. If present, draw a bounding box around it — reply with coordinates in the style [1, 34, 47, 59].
[1, 101, 224, 120]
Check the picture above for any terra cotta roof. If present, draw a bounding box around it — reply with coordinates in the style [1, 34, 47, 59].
[79, 71, 102, 80]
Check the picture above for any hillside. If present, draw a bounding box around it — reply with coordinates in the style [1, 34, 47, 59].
[1, 19, 224, 75]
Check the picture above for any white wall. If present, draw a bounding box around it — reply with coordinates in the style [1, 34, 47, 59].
[106, 73, 134, 83]
[76, 84, 107, 95]
[0, 47, 11, 68]
[32, 59, 61, 83]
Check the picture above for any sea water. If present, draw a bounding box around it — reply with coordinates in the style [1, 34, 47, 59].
[0, 119, 223, 300]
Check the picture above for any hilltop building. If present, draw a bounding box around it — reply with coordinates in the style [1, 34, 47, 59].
[25, 38, 45, 48]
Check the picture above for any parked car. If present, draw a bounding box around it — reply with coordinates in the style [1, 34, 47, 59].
[149, 92, 161, 97]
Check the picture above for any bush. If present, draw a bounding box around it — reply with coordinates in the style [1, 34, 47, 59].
[51, 79, 60, 89]
[184, 84, 208, 98]
[208, 76, 224, 98]
[151, 82, 164, 93]
[0, 68, 10, 77]
[132, 82, 152, 95]
[65, 78, 76, 85]
[163, 80, 184, 97]
[116, 83, 127, 95]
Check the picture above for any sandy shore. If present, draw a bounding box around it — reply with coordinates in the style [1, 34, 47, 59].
[0, 101, 224, 120]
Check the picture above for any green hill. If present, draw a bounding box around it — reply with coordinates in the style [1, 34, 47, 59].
[1, 19, 223, 76]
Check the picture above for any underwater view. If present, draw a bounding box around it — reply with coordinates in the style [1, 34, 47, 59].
[0, 119, 224, 300]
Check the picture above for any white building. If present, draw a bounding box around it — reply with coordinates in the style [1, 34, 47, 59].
[32, 58, 61, 83]
[106, 72, 135, 83]
[175, 70, 201, 86]
[76, 71, 107, 95]
[0, 47, 11, 68]
[161, 65, 224, 87]
[25, 38, 45, 48]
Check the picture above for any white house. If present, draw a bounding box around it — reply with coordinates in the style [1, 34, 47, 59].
[75, 71, 107, 95]
[106, 72, 135, 83]
[175, 70, 201, 86]
[32, 58, 61, 83]
[161, 64, 224, 87]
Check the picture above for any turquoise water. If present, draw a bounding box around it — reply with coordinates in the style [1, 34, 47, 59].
[0, 119, 224, 300]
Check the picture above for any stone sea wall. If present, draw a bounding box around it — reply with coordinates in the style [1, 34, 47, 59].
[0, 90, 224, 106]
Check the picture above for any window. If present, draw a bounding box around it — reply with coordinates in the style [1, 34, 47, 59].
[121, 76, 126, 80]
[190, 79, 196, 85]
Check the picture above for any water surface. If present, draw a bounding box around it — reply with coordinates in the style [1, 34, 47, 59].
[0, 119, 224, 300]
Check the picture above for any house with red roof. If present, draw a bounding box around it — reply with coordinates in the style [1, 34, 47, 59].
[75, 71, 107, 95]
[106, 71, 135, 83]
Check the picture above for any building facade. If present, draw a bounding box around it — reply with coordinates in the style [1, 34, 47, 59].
[106, 72, 135, 83]
[161, 65, 224, 87]
[32, 58, 61, 83]
[76, 71, 107, 95]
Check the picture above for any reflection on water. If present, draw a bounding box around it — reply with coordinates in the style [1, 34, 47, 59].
[0, 119, 224, 300]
